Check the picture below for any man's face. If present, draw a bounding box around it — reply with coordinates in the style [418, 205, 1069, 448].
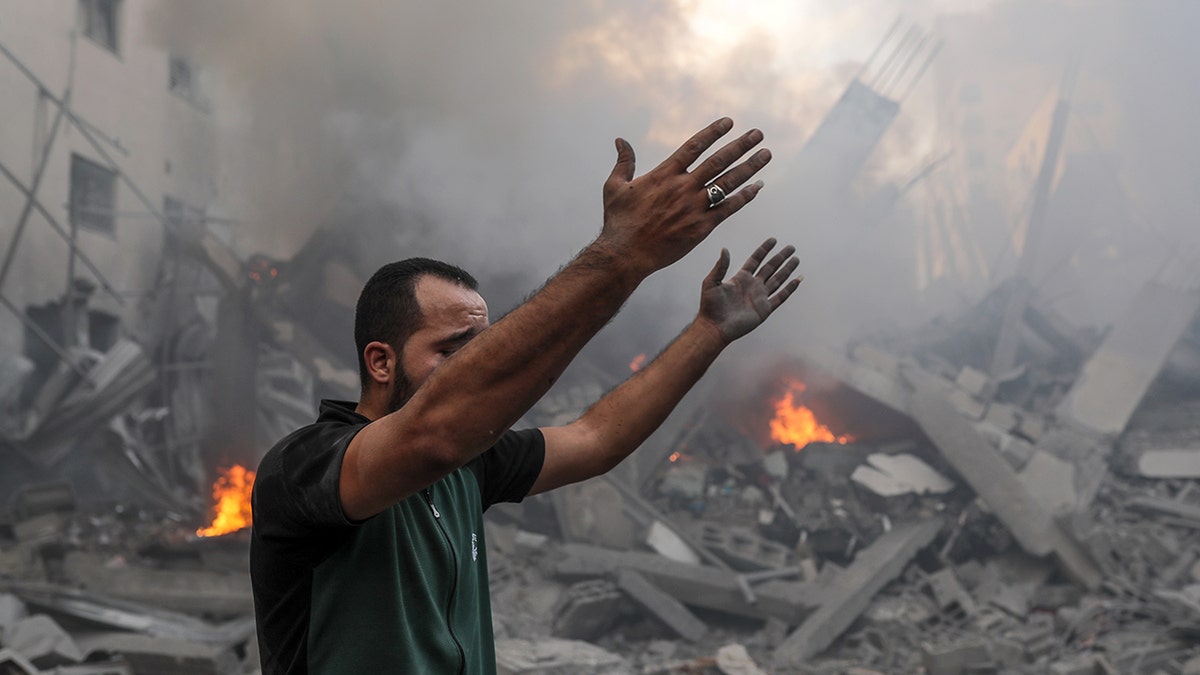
[386, 275, 489, 412]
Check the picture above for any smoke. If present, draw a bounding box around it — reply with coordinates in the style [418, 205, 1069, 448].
[143, 0, 1200, 380]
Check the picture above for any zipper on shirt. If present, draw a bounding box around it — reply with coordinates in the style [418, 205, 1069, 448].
[423, 487, 466, 674]
[423, 487, 441, 518]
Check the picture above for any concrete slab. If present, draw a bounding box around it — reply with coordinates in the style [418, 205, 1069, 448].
[617, 570, 707, 643]
[554, 543, 819, 623]
[772, 518, 942, 666]
[851, 453, 955, 497]
[904, 373, 1102, 589]
[1019, 450, 1078, 515]
[495, 638, 628, 675]
[1137, 449, 1200, 478]
[1057, 282, 1200, 436]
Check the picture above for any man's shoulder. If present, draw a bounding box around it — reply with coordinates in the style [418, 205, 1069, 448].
[257, 400, 368, 475]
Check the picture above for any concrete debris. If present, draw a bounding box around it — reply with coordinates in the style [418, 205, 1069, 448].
[495, 638, 628, 674]
[851, 452, 955, 496]
[6, 614, 82, 668]
[616, 570, 707, 643]
[773, 518, 943, 666]
[551, 580, 625, 641]
[1137, 448, 1200, 478]
[1, 165, 1198, 675]
[1056, 282, 1200, 436]
[714, 643, 766, 675]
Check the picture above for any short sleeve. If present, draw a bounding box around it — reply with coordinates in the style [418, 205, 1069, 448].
[252, 422, 365, 540]
[466, 428, 545, 510]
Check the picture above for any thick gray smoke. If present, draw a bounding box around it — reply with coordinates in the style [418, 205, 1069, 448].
[144, 0, 1200, 379]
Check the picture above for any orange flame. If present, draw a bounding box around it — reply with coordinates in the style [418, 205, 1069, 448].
[630, 353, 647, 372]
[196, 465, 255, 537]
[769, 381, 852, 451]
[668, 451, 682, 462]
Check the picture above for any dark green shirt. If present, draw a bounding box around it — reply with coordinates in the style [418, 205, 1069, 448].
[251, 400, 545, 674]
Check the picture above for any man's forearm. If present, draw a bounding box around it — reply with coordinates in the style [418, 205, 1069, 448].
[577, 318, 727, 468]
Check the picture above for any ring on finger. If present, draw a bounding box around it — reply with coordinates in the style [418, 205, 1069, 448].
[706, 183, 727, 208]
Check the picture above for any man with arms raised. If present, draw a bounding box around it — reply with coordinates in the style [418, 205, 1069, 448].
[251, 118, 803, 674]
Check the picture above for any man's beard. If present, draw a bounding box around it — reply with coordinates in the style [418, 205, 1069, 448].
[385, 370, 415, 414]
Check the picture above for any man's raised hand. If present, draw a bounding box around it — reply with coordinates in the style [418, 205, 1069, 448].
[698, 238, 803, 344]
[597, 118, 771, 277]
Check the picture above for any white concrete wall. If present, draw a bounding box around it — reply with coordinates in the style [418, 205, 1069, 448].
[0, 0, 221, 355]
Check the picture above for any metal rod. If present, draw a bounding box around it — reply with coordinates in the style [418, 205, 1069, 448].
[870, 24, 917, 91]
[881, 31, 929, 98]
[62, 32, 81, 349]
[0, 38, 129, 156]
[0, 85, 70, 293]
[855, 16, 903, 83]
[0, 159, 125, 305]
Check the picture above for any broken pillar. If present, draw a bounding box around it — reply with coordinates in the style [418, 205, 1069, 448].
[904, 370, 1102, 589]
[1056, 281, 1200, 436]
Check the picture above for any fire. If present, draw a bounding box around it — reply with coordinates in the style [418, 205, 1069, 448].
[668, 451, 681, 462]
[196, 465, 255, 537]
[630, 353, 647, 372]
[769, 381, 852, 451]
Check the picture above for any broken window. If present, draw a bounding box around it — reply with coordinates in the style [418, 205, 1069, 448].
[79, 0, 120, 53]
[69, 154, 117, 236]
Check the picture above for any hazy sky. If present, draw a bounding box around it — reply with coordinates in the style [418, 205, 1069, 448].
[145, 0, 1200, 371]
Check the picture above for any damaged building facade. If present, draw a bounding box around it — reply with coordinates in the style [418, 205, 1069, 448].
[3, 1, 1200, 674]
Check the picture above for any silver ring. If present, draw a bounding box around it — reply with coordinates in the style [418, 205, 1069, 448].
[706, 183, 726, 208]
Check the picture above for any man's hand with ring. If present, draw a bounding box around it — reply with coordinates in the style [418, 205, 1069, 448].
[596, 117, 772, 278]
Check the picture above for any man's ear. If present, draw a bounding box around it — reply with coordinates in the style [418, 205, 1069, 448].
[362, 341, 397, 387]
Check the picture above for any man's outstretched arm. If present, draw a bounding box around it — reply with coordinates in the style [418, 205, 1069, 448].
[532, 239, 802, 494]
[340, 119, 772, 520]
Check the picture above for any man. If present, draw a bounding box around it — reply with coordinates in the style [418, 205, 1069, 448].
[250, 118, 803, 673]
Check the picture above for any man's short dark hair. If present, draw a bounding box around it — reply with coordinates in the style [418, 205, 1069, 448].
[354, 258, 478, 390]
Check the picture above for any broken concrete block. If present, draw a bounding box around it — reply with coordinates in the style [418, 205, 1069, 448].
[7, 614, 82, 668]
[851, 453, 955, 497]
[696, 523, 790, 572]
[772, 518, 943, 666]
[905, 375, 1102, 589]
[0, 593, 28, 644]
[646, 521, 701, 565]
[1018, 450, 1078, 515]
[617, 570, 707, 643]
[984, 401, 1021, 433]
[73, 632, 239, 675]
[495, 638, 629, 674]
[0, 649, 38, 675]
[551, 580, 625, 641]
[926, 568, 976, 614]
[947, 388, 987, 420]
[1137, 449, 1200, 478]
[955, 366, 992, 398]
[920, 639, 992, 675]
[715, 643, 766, 675]
[554, 543, 819, 623]
[1049, 653, 1105, 675]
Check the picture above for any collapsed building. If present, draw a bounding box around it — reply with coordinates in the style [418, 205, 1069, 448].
[2, 2, 1200, 674]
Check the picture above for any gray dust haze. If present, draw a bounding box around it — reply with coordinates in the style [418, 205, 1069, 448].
[145, 0, 1200, 377]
